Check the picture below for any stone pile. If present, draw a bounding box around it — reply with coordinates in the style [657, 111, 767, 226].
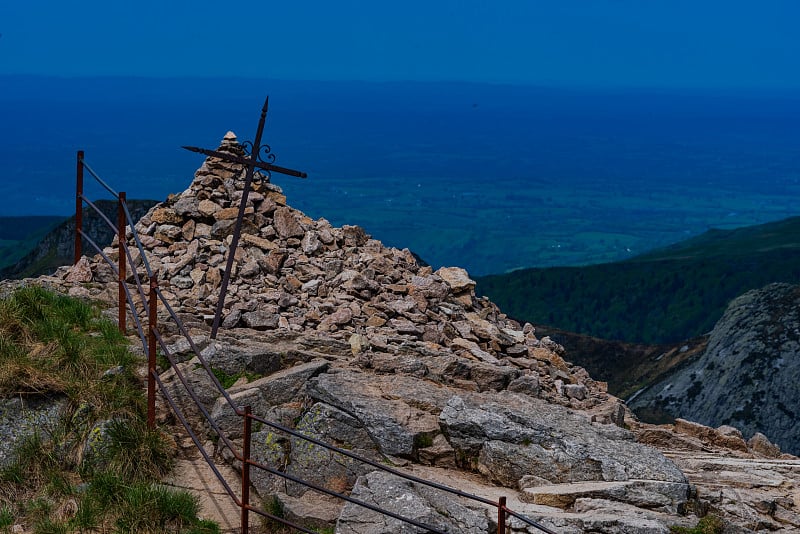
[87, 132, 607, 410]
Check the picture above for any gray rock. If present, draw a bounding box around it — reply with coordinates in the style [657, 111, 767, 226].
[65, 257, 93, 283]
[230, 359, 329, 406]
[507, 375, 540, 397]
[211, 219, 236, 239]
[172, 196, 200, 217]
[239, 260, 260, 278]
[301, 231, 322, 254]
[221, 308, 242, 329]
[250, 427, 290, 495]
[160, 361, 222, 414]
[154, 224, 182, 243]
[307, 371, 443, 457]
[285, 402, 380, 497]
[274, 207, 305, 238]
[211, 388, 266, 438]
[468, 362, 518, 392]
[318, 307, 353, 331]
[171, 276, 194, 289]
[0, 396, 67, 467]
[564, 383, 588, 400]
[336, 471, 490, 534]
[435, 267, 475, 293]
[242, 311, 279, 330]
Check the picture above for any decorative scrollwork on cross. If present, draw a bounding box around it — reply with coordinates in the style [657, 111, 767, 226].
[241, 140, 277, 165]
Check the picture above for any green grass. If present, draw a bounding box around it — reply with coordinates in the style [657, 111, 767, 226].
[210, 367, 262, 389]
[670, 515, 724, 534]
[0, 286, 219, 533]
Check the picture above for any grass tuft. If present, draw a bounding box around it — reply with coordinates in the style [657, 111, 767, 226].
[96, 419, 174, 482]
[671, 515, 725, 534]
[0, 287, 219, 533]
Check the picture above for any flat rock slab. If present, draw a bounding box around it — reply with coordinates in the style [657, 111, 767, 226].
[521, 480, 690, 510]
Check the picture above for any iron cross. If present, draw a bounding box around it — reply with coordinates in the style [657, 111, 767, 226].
[182, 96, 307, 338]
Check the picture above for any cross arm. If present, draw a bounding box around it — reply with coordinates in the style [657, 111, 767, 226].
[182, 145, 307, 179]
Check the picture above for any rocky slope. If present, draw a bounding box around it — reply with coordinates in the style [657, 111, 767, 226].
[14, 132, 800, 533]
[0, 199, 156, 279]
[630, 282, 800, 455]
[535, 325, 708, 401]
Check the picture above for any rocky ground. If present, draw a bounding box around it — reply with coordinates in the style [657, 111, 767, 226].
[6, 132, 800, 533]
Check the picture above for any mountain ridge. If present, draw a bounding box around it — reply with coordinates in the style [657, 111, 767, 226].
[477, 215, 800, 344]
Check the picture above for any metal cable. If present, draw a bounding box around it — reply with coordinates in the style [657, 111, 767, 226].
[79, 195, 119, 235]
[156, 373, 328, 533]
[120, 200, 153, 278]
[248, 411, 498, 507]
[152, 328, 240, 458]
[247, 455, 449, 534]
[505, 508, 559, 534]
[77, 229, 148, 350]
[153, 372, 240, 503]
[79, 158, 119, 198]
[79, 194, 150, 315]
[119, 240, 150, 324]
[154, 287, 239, 410]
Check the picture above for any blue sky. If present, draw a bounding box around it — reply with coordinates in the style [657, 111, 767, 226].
[1, 1, 798, 88]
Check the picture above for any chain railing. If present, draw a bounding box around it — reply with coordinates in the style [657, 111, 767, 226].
[73, 150, 558, 534]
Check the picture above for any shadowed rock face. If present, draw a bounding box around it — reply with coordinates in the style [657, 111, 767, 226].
[0, 199, 157, 280]
[630, 282, 800, 455]
[28, 133, 800, 533]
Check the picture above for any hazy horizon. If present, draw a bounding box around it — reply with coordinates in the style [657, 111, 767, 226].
[2, 77, 797, 274]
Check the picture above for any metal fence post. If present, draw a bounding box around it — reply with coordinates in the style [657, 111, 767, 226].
[118, 191, 127, 335]
[498, 496, 506, 534]
[147, 274, 158, 429]
[74, 150, 84, 264]
[242, 405, 252, 533]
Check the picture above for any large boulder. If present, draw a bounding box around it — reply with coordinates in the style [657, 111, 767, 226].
[439, 394, 688, 512]
[306, 371, 446, 458]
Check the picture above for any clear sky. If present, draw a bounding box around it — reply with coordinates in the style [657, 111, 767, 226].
[1, 0, 798, 88]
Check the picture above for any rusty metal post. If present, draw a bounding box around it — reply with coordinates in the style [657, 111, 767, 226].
[147, 274, 158, 429]
[241, 405, 252, 533]
[118, 192, 127, 335]
[497, 496, 506, 534]
[74, 150, 84, 264]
